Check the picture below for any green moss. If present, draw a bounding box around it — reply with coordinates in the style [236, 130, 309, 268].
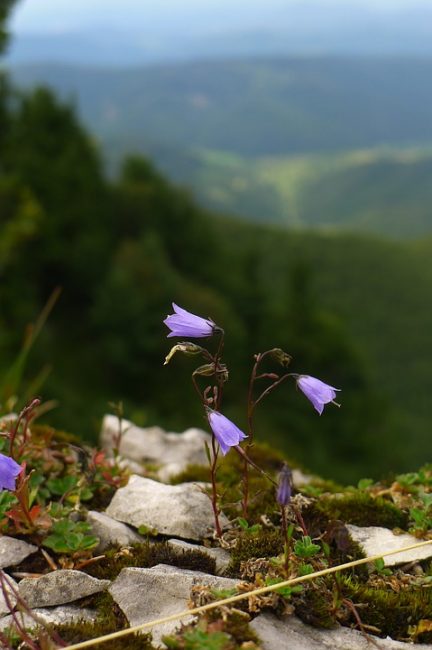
[294, 578, 337, 629]
[300, 478, 345, 497]
[172, 442, 286, 486]
[171, 464, 211, 484]
[54, 620, 155, 649]
[84, 541, 216, 581]
[46, 592, 157, 648]
[227, 529, 282, 576]
[341, 575, 432, 640]
[307, 491, 408, 529]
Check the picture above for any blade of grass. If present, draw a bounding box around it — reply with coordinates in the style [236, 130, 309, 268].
[0, 287, 61, 405]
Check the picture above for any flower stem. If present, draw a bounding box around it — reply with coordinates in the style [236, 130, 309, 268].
[281, 505, 291, 574]
[210, 435, 222, 537]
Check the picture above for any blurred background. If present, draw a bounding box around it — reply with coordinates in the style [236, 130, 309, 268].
[1, 0, 432, 483]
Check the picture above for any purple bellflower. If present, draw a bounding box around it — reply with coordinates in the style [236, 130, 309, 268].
[276, 463, 293, 506]
[207, 410, 247, 456]
[297, 375, 341, 415]
[0, 453, 21, 491]
[164, 303, 216, 338]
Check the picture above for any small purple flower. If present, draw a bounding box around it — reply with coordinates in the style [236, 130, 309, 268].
[276, 464, 292, 506]
[163, 303, 216, 338]
[0, 454, 21, 491]
[207, 410, 247, 456]
[297, 375, 341, 415]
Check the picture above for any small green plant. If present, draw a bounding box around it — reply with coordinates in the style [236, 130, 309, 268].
[265, 576, 303, 598]
[184, 629, 231, 650]
[43, 518, 99, 554]
[0, 491, 18, 523]
[294, 536, 321, 559]
[238, 517, 262, 535]
[408, 492, 432, 534]
[298, 562, 315, 576]
[373, 558, 392, 576]
[164, 626, 232, 650]
[46, 474, 93, 502]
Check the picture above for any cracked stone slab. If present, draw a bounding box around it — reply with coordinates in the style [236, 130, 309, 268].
[0, 536, 38, 568]
[100, 415, 211, 480]
[106, 475, 229, 540]
[167, 539, 231, 575]
[19, 570, 110, 607]
[109, 564, 238, 646]
[87, 510, 144, 552]
[346, 524, 432, 567]
[0, 606, 96, 632]
[250, 612, 432, 650]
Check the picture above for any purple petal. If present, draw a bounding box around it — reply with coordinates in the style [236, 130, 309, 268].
[297, 375, 340, 415]
[0, 454, 21, 491]
[207, 410, 247, 456]
[163, 303, 215, 338]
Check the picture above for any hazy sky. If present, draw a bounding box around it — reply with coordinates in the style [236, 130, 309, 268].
[11, 0, 424, 33]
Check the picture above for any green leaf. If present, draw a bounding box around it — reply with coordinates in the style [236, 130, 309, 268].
[299, 563, 314, 576]
[294, 536, 321, 558]
[0, 491, 18, 519]
[46, 475, 78, 496]
[265, 577, 303, 598]
[419, 492, 432, 509]
[183, 628, 231, 650]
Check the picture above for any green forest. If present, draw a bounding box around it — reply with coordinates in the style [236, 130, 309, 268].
[1, 3, 432, 484]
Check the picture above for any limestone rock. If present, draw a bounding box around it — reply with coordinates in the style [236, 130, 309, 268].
[109, 564, 238, 645]
[87, 510, 144, 551]
[106, 475, 229, 540]
[250, 612, 432, 650]
[19, 570, 110, 607]
[0, 536, 38, 568]
[167, 539, 231, 575]
[100, 415, 210, 480]
[292, 468, 314, 488]
[346, 524, 432, 567]
[0, 606, 96, 632]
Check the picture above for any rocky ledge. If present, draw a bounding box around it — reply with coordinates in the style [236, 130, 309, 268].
[1, 416, 432, 649]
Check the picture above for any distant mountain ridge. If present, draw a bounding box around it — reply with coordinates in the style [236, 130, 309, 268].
[10, 57, 432, 237]
[11, 58, 432, 155]
[8, 2, 432, 65]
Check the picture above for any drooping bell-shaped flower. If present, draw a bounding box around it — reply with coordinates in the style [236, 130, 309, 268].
[0, 453, 21, 491]
[163, 303, 216, 338]
[297, 375, 340, 415]
[206, 409, 247, 456]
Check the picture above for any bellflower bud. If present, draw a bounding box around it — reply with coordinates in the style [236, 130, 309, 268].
[163, 342, 204, 365]
[276, 463, 293, 506]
